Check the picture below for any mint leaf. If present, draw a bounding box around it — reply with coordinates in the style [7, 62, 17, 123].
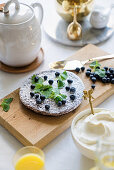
[90, 61, 101, 69]
[60, 94, 67, 99]
[60, 71, 68, 80]
[95, 69, 105, 78]
[0, 98, 13, 112]
[40, 88, 53, 98]
[58, 80, 65, 89]
[3, 98, 13, 104]
[54, 95, 63, 103]
[31, 75, 43, 84]
[1, 103, 10, 112]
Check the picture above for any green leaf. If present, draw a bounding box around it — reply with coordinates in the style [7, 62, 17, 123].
[95, 69, 105, 78]
[90, 61, 101, 69]
[40, 88, 53, 98]
[58, 80, 65, 89]
[54, 95, 63, 103]
[31, 75, 43, 85]
[1, 103, 10, 112]
[60, 94, 67, 99]
[3, 98, 13, 104]
[60, 71, 68, 80]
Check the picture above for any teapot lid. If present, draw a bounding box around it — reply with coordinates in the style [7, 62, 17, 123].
[0, 1, 33, 25]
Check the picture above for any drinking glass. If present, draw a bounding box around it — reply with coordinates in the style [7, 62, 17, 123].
[13, 146, 45, 170]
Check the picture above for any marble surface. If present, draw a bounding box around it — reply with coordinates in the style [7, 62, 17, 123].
[43, 1, 114, 46]
[0, 0, 114, 170]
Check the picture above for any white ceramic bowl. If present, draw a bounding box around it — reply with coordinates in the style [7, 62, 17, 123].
[71, 108, 111, 160]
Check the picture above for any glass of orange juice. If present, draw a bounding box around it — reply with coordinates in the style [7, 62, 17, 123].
[13, 146, 45, 170]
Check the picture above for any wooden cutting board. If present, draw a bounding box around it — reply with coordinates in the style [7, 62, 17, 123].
[0, 44, 114, 148]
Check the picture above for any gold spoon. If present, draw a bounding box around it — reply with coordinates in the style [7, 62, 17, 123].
[67, 6, 82, 40]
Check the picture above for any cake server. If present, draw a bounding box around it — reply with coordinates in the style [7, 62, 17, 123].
[49, 54, 114, 70]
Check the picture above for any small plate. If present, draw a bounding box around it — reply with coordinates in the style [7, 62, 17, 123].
[43, 1, 114, 47]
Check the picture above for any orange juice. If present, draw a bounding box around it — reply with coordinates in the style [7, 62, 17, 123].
[15, 153, 45, 170]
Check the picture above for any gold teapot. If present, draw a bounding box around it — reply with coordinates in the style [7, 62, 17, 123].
[56, 0, 94, 22]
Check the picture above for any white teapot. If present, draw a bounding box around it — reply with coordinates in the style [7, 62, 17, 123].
[0, 0, 43, 67]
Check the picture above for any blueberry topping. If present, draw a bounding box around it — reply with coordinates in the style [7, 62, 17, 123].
[104, 67, 108, 71]
[48, 80, 54, 85]
[110, 74, 113, 79]
[35, 93, 40, 99]
[91, 84, 96, 89]
[106, 71, 110, 77]
[91, 77, 96, 83]
[107, 77, 110, 83]
[44, 76, 48, 81]
[55, 72, 60, 77]
[86, 71, 91, 77]
[75, 67, 80, 73]
[30, 92, 34, 97]
[62, 100, 66, 105]
[67, 79, 73, 84]
[45, 105, 50, 110]
[86, 68, 91, 72]
[65, 86, 70, 91]
[90, 74, 94, 79]
[96, 66, 100, 69]
[70, 95, 76, 101]
[70, 87, 76, 93]
[31, 84, 35, 90]
[57, 101, 62, 107]
[109, 68, 114, 74]
[40, 95, 46, 101]
[111, 78, 114, 84]
[35, 76, 39, 83]
[94, 73, 99, 79]
[36, 98, 42, 104]
[102, 77, 107, 83]
[81, 66, 85, 72]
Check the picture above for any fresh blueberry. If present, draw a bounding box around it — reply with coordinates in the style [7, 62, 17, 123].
[111, 78, 114, 84]
[75, 67, 80, 73]
[110, 74, 113, 79]
[86, 68, 91, 72]
[90, 72, 95, 76]
[81, 66, 85, 72]
[86, 71, 91, 77]
[57, 101, 62, 107]
[55, 72, 60, 77]
[30, 92, 34, 97]
[36, 98, 42, 104]
[31, 84, 35, 90]
[96, 66, 100, 69]
[91, 84, 96, 89]
[35, 93, 40, 99]
[45, 105, 50, 110]
[102, 77, 107, 83]
[94, 73, 99, 79]
[44, 76, 48, 81]
[106, 71, 110, 77]
[35, 76, 39, 83]
[104, 67, 108, 71]
[48, 80, 54, 85]
[40, 95, 45, 101]
[107, 77, 111, 83]
[65, 86, 70, 91]
[62, 100, 66, 105]
[90, 74, 94, 79]
[67, 79, 73, 84]
[70, 95, 76, 101]
[70, 87, 76, 93]
[109, 68, 114, 74]
[91, 77, 96, 83]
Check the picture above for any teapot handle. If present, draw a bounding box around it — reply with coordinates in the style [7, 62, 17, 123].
[4, 0, 20, 14]
[31, 3, 43, 25]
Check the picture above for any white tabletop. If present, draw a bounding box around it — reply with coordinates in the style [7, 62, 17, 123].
[0, 0, 114, 169]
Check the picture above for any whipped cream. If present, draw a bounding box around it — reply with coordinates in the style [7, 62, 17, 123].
[73, 110, 114, 150]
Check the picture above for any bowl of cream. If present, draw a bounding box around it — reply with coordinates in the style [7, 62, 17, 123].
[71, 108, 114, 160]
